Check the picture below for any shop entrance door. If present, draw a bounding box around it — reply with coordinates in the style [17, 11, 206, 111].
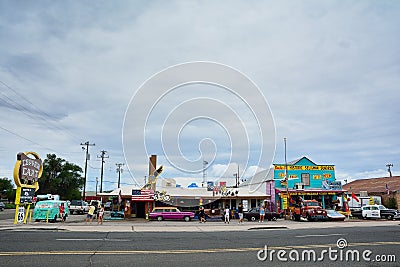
[136, 202, 146, 218]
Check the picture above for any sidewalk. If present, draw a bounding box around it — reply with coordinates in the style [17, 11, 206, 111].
[1, 217, 399, 232]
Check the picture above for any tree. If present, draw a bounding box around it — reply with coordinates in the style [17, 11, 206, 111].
[0, 177, 14, 201]
[37, 154, 83, 200]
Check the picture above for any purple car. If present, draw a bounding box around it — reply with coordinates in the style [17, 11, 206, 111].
[149, 207, 195, 222]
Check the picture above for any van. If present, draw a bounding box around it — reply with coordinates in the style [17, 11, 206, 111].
[33, 200, 69, 222]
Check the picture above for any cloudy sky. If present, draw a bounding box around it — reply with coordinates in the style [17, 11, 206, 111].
[0, 1, 399, 191]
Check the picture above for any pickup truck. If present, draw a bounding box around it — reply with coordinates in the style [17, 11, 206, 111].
[351, 204, 400, 220]
[69, 200, 89, 214]
[292, 200, 328, 221]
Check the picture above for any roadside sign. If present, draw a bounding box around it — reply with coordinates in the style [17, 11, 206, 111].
[19, 188, 35, 204]
[17, 206, 25, 223]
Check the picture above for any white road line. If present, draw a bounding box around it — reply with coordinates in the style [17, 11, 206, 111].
[56, 238, 131, 242]
[295, 233, 345, 238]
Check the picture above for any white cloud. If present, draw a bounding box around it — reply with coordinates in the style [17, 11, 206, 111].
[0, 2, 399, 192]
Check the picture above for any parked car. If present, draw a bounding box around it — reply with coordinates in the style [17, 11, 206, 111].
[326, 209, 346, 221]
[0, 202, 5, 211]
[243, 208, 280, 221]
[149, 207, 194, 222]
[104, 201, 112, 211]
[351, 205, 400, 220]
[69, 200, 88, 214]
[33, 200, 69, 222]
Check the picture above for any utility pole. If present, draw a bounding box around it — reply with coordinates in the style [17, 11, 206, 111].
[233, 163, 240, 188]
[386, 164, 393, 177]
[202, 160, 208, 187]
[80, 141, 95, 201]
[284, 137, 289, 219]
[116, 163, 124, 188]
[95, 177, 98, 195]
[98, 150, 109, 193]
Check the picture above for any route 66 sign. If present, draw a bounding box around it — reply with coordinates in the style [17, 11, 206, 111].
[17, 207, 25, 223]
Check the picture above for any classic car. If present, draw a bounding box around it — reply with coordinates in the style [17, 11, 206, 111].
[326, 209, 346, 221]
[149, 207, 194, 222]
[351, 205, 400, 220]
[243, 208, 280, 221]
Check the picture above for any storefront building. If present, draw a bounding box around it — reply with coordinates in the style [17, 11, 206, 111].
[273, 156, 346, 210]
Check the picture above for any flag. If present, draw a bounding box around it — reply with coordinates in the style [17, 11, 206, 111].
[118, 189, 122, 203]
[386, 184, 390, 195]
[351, 192, 359, 202]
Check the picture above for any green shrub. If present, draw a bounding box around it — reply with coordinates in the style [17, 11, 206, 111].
[5, 203, 16, 209]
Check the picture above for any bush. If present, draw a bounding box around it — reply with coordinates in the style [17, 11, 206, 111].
[386, 198, 397, 209]
[5, 203, 16, 209]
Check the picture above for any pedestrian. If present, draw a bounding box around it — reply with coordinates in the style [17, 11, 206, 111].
[86, 204, 95, 224]
[224, 205, 230, 224]
[59, 203, 65, 223]
[259, 205, 265, 222]
[199, 206, 206, 223]
[98, 204, 104, 225]
[238, 203, 244, 224]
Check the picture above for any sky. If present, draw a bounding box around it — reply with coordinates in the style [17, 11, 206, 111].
[0, 1, 399, 192]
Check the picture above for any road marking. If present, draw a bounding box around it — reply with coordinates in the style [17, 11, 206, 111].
[1, 241, 400, 256]
[56, 238, 131, 242]
[295, 233, 344, 238]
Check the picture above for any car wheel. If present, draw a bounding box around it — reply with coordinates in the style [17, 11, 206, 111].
[387, 215, 393, 220]
[184, 216, 190, 222]
[272, 216, 277, 221]
[157, 216, 163, 221]
[250, 216, 256, 221]
[363, 215, 367, 220]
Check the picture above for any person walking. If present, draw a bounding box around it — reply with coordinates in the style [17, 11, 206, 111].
[86, 204, 95, 224]
[259, 205, 265, 222]
[224, 205, 230, 224]
[238, 203, 244, 224]
[98, 204, 105, 225]
[59, 203, 65, 223]
[199, 206, 206, 223]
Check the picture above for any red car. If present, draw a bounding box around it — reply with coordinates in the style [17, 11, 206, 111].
[149, 207, 195, 222]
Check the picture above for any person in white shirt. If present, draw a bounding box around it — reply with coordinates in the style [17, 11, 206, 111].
[224, 205, 230, 224]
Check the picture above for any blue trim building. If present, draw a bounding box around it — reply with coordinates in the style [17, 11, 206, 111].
[273, 156, 345, 210]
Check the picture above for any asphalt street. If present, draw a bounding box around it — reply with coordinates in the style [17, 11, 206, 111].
[0, 217, 399, 267]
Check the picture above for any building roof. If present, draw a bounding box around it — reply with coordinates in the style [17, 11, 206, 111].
[97, 185, 142, 197]
[343, 176, 400, 194]
[160, 185, 268, 198]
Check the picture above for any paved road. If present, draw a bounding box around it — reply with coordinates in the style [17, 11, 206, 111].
[1, 224, 399, 267]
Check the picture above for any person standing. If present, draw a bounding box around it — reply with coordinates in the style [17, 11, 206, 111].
[98, 204, 104, 225]
[86, 204, 95, 224]
[224, 205, 230, 224]
[259, 205, 265, 222]
[238, 203, 244, 224]
[199, 206, 206, 223]
[59, 203, 65, 223]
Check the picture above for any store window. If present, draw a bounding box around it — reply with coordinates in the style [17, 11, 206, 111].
[301, 173, 310, 186]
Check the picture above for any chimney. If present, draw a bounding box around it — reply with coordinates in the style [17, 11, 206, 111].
[149, 155, 157, 177]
